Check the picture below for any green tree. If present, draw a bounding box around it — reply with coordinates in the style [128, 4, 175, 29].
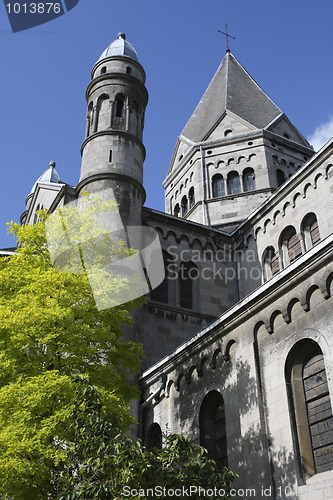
[0, 203, 237, 499]
[0, 203, 144, 498]
[56, 376, 237, 500]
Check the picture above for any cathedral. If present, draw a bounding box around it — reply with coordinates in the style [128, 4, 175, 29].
[18, 33, 333, 498]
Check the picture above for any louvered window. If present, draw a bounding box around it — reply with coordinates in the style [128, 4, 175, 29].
[303, 354, 333, 473]
[271, 253, 280, 276]
[212, 174, 225, 198]
[288, 234, 302, 262]
[310, 221, 321, 246]
[227, 171, 241, 195]
[243, 168, 256, 192]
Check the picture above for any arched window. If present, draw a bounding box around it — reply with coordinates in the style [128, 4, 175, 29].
[100, 66, 107, 74]
[280, 226, 302, 267]
[302, 213, 321, 251]
[126, 66, 132, 74]
[227, 171, 241, 195]
[276, 169, 286, 187]
[145, 423, 162, 451]
[179, 261, 199, 310]
[212, 174, 225, 198]
[181, 196, 188, 217]
[286, 340, 333, 479]
[115, 96, 124, 118]
[86, 102, 94, 137]
[200, 391, 228, 469]
[189, 187, 195, 209]
[174, 204, 180, 217]
[150, 251, 172, 304]
[262, 246, 280, 282]
[96, 94, 109, 132]
[243, 168, 256, 192]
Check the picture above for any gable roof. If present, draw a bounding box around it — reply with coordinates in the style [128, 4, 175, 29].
[181, 51, 282, 143]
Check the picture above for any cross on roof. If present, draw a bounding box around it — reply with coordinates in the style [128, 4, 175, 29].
[218, 22, 236, 52]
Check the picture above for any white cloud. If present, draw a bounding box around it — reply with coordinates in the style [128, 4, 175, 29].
[307, 116, 333, 151]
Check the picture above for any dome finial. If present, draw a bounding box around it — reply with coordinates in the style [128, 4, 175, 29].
[117, 32, 126, 40]
[49, 161, 56, 169]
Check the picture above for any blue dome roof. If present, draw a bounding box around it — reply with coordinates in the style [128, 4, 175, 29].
[98, 32, 138, 62]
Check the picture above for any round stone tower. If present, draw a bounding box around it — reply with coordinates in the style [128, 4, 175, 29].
[77, 33, 148, 228]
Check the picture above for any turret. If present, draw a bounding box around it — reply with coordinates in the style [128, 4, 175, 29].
[77, 33, 148, 228]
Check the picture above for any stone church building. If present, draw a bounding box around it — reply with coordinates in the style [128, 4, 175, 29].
[18, 34, 333, 499]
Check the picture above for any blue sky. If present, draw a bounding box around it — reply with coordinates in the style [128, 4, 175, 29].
[0, 0, 333, 248]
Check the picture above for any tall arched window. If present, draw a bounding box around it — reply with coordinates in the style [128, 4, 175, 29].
[150, 251, 172, 304]
[227, 171, 241, 195]
[243, 168, 256, 192]
[96, 94, 109, 132]
[200, 391, 228, 469]
[286, 340, 333, 479]
[262, 246, 280, 282]
[301, 213, 321, 251]
[179, 261, 198, 310]
[145, 423, 162, 451]
[174, 204, 180, 217]
[276, 169, 286, 187]
[86, 102, 94, 137]
[280, 226, 302, 267]
[189, 187, 195, 209]
[115, 95, 124, 117]
[212, 174, 225, 198]
[181, 196, 188, 217]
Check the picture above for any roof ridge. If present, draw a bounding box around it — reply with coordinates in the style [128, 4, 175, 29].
[224, 51, 229, 110]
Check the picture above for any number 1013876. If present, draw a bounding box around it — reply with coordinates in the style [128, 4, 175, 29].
[6, 3, 62, 14]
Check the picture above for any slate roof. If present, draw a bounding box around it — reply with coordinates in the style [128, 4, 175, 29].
[181, 51, 282, 143]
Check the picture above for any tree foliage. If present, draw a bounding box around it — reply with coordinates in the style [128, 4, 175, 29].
[56, 376, 238, 500]
[0, 205, 237, 499]
[0, 206, 144, 498]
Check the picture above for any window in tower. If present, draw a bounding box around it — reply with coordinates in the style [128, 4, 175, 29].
[276, 169, 285, 187]
[189, 187, 195, 209]
[174, 204, 180, 217]
[181, 196, 188, 217]
[227, 171, 241, 195]
[115, 96, 125, 118]
[126, 66, 132, 74]
[109, 150, 112, 163]
[243, 168, 256, 192]
[100, 66, 107, 74]
[212, 174, 225, 198]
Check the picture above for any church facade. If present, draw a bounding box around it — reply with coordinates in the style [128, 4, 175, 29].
[20, 34, 333, 499]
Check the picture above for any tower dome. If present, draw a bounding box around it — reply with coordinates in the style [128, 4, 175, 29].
[29, 161, 61, 195]
[98, 32, 138, 62]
